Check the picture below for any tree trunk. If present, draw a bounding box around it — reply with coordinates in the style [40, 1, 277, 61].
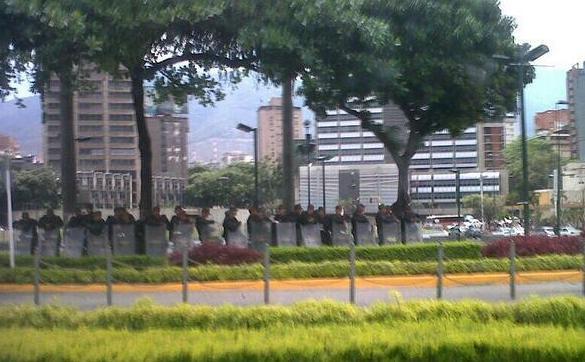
[58, 68, 76, 222]
[392, 156, 412, 244]
[130, 69, 152, 219]
[282, 76, 295, 211]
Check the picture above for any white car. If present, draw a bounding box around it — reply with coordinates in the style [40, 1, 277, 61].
[560, 226, 581, 236]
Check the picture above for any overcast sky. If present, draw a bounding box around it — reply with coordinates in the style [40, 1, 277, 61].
[500, 0, 585, 68]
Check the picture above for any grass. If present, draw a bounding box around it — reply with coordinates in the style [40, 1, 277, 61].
[0, 254, 580, 284]
[1, 297, 584, 330]
[0, 321, 583, 361]
[1, 298, 584, 361]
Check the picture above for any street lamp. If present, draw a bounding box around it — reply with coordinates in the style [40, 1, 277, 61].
[554, 100, 569, 236]
[315, 155, 333, 212]
[236, 123, 259, 207]
[1, 154, 14, 268]
[450, 168, 462, 241]
[499, 44, 549, 236]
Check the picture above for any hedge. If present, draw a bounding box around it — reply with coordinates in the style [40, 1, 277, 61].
[1, 297, 584, 330]
[483, 236, 583, 258]
[0, 254, 580, 284]
[0, 254, 167, 269]
[2, 321, 583, 362]
[271, 241, 482, 263]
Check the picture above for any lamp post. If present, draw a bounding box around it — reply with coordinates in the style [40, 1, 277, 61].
[236, 123, 259, 207]
[518, 45, 549, 236]
[555, 100, 569, 236]
[450, 168, 461, 241]
[304, 120, 312, 206]
[2, 155, 14, 268]
[315, 155, 333, 212]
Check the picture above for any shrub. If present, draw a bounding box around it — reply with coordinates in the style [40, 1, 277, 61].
[482, 236, 584, 258]
[271, 241, 482, 263]
[0, 255, 579, 284]
[0, 254, 167, 269]
[168, 244, 262, 266]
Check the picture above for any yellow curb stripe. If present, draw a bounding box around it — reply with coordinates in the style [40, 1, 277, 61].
[0, 270, 581, 293]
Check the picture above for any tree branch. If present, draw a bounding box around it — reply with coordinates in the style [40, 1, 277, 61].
[145, 52, 258, 76]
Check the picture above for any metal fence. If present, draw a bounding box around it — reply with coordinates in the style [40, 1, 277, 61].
[19, 236, 585, 307]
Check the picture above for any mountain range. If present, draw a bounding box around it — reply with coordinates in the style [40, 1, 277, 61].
[0, 68, 566, 162]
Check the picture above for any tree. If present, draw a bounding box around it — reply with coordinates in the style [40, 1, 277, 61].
[185, 162, 283, 208]
[5, 0, 98, 220]
[504, 138, 556, 201]
[462, 194, 506, 226]
[80, 0, 260, 218]
[295, 0, 520, 241]
[12, 168, 60, 210]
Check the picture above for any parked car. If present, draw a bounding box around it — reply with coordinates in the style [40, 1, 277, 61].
[560, 226, 581, 236]
[533, 226, 556, 237]
[422, 225, 449, 240]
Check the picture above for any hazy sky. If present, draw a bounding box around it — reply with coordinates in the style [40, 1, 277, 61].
[500, 0, 585, 68]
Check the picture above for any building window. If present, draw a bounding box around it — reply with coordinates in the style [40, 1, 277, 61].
[79, 114, 103, 121]
[110, 125, 134, 132]
[110, 137, 134, 143]
[110, 114, 133, 121]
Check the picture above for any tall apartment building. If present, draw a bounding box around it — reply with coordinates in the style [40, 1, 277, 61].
[567, 62, 585, 160]
[503, 113, 518, 145]
[477, 121, 506, 170]
[43, 68, 189, 208]
[534, 109, 569, 132]
[257, 97, 304, 162]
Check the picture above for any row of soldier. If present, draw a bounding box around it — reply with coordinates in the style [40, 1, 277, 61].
[12, 204, 422, 257]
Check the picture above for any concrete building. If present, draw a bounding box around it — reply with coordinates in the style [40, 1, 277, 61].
[221, 151, 253, 165]
[503, 113, 518, 145]
[567, 62, 585, 160]
[312, 102, 507, 214]
[477, 121, 506, 170]
[298, 163, 398, 213]
[535, 109, 569, 132]
[0, 133, 19, 155]
[257, 97, 304, 162]
[146, 115, 189, 178]
[43, 68, 189, 208]
[536, 127, 572, 160]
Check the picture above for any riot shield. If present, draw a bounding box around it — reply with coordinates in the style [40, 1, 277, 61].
[111, 224, 136, 255]
[249, 221, 272, 251]
[406, 222, 423, 243]
[226, 230, 248, 248]
[380, 222, 399, 244]
[172, 223, 195, 251]
[275, 222, 297, 247]
[300, 224, 321, 247]
[144, 225, 168, 256]
[199, 223, 223, 244]
[331, 222, 353, 246]
[39, 229, 60, 256]
[62, 227, 85, 257]
[354, 222, 376, 245]
[14, 230, 34, 255]
[86, 231, 109, 256]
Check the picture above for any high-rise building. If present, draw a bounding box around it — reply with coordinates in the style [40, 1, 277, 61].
[43, 68, 189, 208]
[503, 113, 518, 145]
[567, 62, 585, 160]
[535, 109, 569, 132]
[257, 97, 304, 162]
[308, 102, 506, 214]
[0, 133, 20, 155]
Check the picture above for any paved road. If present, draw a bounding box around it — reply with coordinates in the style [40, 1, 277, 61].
[1, 281, 582, 309]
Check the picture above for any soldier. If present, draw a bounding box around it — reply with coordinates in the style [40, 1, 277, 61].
[38, 208, 64, 255]
[144, 206, 170, 228]
[195, 207, 216, 243]
[351, 204, 370, 243]
[299, 204, 319, 225]
[67, 208, 86, 228]
[13, 212, 39, 254]
[222, 207, 243, 246]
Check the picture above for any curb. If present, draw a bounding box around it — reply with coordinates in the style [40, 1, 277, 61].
[0, 270, 581, 293]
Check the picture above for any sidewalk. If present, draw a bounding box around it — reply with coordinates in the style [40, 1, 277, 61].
[0, 270, 581, 293]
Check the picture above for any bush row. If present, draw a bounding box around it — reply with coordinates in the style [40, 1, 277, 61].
[1, 297, 584, 330]
[0, 254, 168, 269]
[0, 241, 483, 269]
[1, 320, 583, 362]
[482, 236, 584, 258]
[271, 241, 483, 263]
[0, 255, 579, 284]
